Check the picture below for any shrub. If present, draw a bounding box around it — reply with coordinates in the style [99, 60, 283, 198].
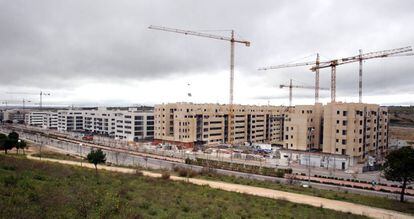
[135, 170, 143, 176]
[3, 175, 18, 187]
[178, 168, 188, 177]
[161, 171, 170, 180]
[276, 169, 285, 178]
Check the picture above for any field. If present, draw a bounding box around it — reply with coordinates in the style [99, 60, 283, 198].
[389, 106, 414, 128]
[0, 155, 366, 219]
[389, 126, 414, 141]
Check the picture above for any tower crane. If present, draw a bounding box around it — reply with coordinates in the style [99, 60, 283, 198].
[0, 99, 32, 110]
[280, 79, 329, 107]
[148, 25, 250, 144]
[259, 54, 322, 103]
[260, 46, 413, 103]
[6, 91, 51, 109]
[310, 46, 413, 102]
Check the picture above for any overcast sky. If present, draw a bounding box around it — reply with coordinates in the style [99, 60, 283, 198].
[0, 0, 413, 107]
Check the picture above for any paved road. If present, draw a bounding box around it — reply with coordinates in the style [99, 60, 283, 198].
[26, 155, 414, 219]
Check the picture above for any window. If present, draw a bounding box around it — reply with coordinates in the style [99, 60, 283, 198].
[342, 139, 347, 145]
[336, 120, 340, 124]
[285, 135, 289, 140]
[342, 130, 347, 135]
[342, 120, 347, 126]
[336, 129, 339, 133]
[337, 110, 340, 115]
[343, 111, 347, 116]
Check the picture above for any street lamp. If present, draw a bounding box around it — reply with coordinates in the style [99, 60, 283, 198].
[307, 128, 315, 186]
[17, 139, 21, 154]
[37, 133, 42, 160]
[79, 143, 83, 166]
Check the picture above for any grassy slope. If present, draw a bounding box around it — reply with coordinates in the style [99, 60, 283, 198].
[32, 151, 414, 215]
[196, 173, 414, 215]
[0, 155, 366, 219]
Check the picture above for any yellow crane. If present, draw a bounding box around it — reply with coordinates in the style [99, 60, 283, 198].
[148, 25, 250, 144]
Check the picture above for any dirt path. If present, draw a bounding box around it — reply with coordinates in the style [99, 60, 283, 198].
[26, 155, 413, 219]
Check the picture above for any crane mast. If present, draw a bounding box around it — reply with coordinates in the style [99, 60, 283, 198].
[148, 25, 250, 145]
[259, 54, 323, 104]
[261, 46, 413, 103]
[310, 46, 413, 102]
[280, 79, 329, 106]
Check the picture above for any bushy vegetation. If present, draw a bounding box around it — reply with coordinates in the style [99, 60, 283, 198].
[187, 158, 292, 177]
[0, 155, 366, 218]
[31, 151, 83, 162]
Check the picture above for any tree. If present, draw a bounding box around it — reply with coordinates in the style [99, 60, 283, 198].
[8, 131, 19, 142]
[86, 149, 106, 174]
[16, 140, 28, 154]
[6, 132, 19, 154]
[0, 133, 17, 154]
[0, 133, 8, 154]
[382, 146, 414, 202]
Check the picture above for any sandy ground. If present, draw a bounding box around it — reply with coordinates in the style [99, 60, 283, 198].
[25, 154, 413, 219]
[389, 126, 414, 141]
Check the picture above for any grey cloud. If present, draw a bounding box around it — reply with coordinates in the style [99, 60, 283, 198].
[0, 0, 413, 104]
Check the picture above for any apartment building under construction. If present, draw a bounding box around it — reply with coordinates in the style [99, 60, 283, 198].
[154, 102, 389, 163]
[322, 102, 389, 162]
[154, 103, 284, 148]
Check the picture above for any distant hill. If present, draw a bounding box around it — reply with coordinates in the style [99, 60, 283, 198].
[388, 106, 414, 127]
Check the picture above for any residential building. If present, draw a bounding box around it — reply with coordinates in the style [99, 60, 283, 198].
[3, 109, 27, 123]
[322, 102, 388, 164]
[57, 110, 85, 131]
[25, 112, 48, 126]
[57, 107, 154, 142]
[154, 103, 284, 148]
[42, 112, 58, 129]
[282, 104, 323, 151]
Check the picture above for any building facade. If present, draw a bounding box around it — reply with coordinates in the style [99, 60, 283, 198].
[154, 103, 284, 148]
[25, 112, 48, 127]
[42, 112, 59, 129]
[322, 102, 389, 163]
[282, 104, 323, 151]
[57, 107, 154, 141]
[155, 102, 389, 164]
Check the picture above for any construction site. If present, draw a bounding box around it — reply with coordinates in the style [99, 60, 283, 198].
[147, 26, 413, 170]
[1, 24, 412, 174]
